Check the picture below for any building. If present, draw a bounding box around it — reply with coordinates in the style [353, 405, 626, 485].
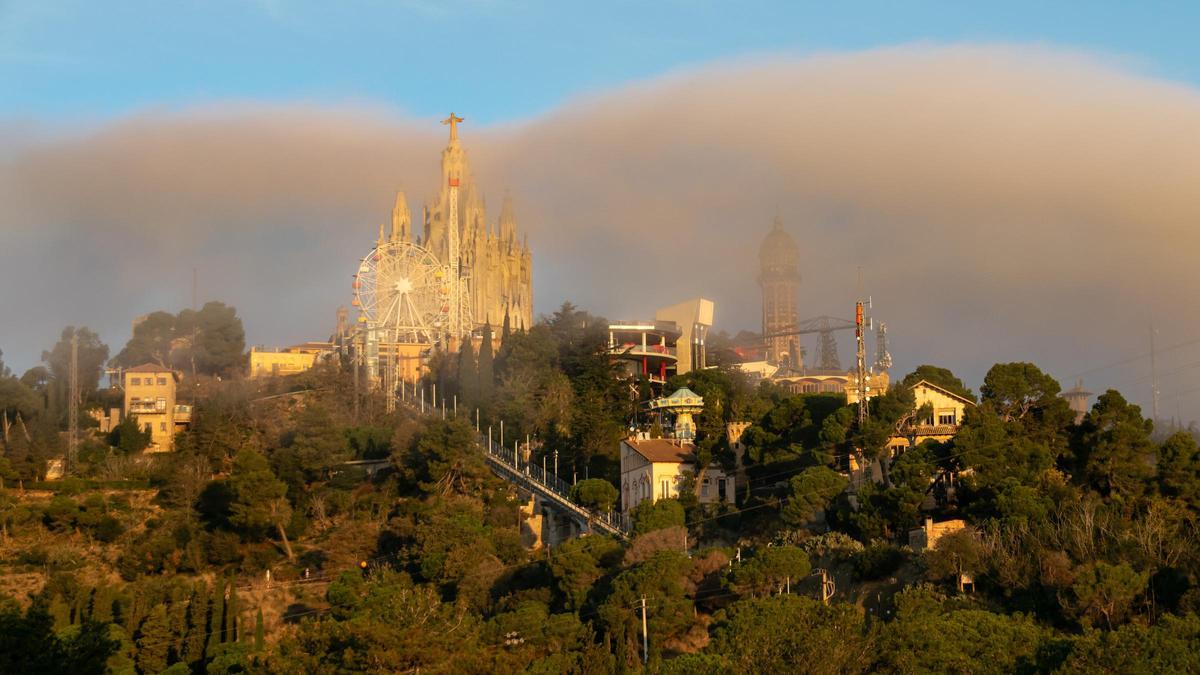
[654, 298, 715, 374]
[410, 115, 533, 330]
[619, 436, 736, 520]
[1061, 379, 1093, 424]
[608, 321, 682, 386]
[759, 217, 801, 369]
[248, 342, 333, 378]
[619, 386, 736, 525]
[123, 364, 191, 452]
[886, 379, 975, 455]
[908, 517, 968, 550]
[607, 299, 715, 388]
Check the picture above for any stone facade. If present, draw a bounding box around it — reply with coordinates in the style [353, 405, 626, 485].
[384, 121, 534, 331]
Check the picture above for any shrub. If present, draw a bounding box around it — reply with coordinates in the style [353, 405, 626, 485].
[853, 542, 905, 580]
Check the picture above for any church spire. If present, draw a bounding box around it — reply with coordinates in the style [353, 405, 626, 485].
[499, 191, 517, 243]
[391, 191, 412, 242]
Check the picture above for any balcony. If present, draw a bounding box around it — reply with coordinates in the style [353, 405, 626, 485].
[898, 424, 960, 438]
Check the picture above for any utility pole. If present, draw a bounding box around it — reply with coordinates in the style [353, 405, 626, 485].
[1150, 321, 1161, 422]
[815, 568, 835, 605]
[640, 596, 649, 664]
[855, 299, 868, 425]
[68, 332, 79, 475]
[352, 335, 360, 422]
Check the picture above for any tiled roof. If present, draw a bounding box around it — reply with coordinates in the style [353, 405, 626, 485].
[625, 438, 695, 463]
[125, 363, 172, 373]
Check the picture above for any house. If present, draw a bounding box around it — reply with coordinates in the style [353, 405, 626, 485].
[123, 364, 191, 452]
[248, 342, 333, 378]
[887, 379, 975, 455]
[619, 435, 735, 526]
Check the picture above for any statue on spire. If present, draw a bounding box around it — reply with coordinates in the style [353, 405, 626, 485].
[441, 112, 464, 143]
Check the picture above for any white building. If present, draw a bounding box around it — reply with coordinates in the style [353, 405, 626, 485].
[620, 435, 735, 525]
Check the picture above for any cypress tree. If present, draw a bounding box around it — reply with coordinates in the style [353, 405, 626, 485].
[254, 607, 265, 651]
[135, 604, 171, 675]
[456, 338, 478, 411]
[227, 582, 240, 643]
[212, 578, 227, 644]
[478, 323, 495, 406]
[181, 581, 208, 666]
[496, 309, 512, 377]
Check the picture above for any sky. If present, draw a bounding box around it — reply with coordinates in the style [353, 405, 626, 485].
[3, 1, 1200, 423]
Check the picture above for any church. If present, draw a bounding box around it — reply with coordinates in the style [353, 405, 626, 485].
[383, 114, 534, 331]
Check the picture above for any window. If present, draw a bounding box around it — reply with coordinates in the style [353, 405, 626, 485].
[701, 478, 710, 498]
[156, 397, 167, 411]
[157, 377, 167, 386]
[938, 412, 957, 426]
[661, 480, 671, 499]
[131, 377, 141, 385]
[144, 423, 152, 434]
[159, 422, 166, 432]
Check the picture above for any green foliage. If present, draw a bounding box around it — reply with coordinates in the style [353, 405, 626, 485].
[708, 596, 870, 674]
[630, 498, 685, 535]
[227, 448, 291, 546]
[0, 600, 117, 675]
[852, 542, 906, 580]
[548, 536, 624, 611]
[43, 325, 110, 403]
[107, 414, 152, 454]
[781, 465, 847, 528]
[877, 586, 1049, 673]
[569, 478, 619, 511]
[1157, 431, 1200, 506]
[729, 546, 811, 597]
[1065, 561, 1148, 629]
[1074, 390, 1155, 498]
[1057, 613, 1200, 673]
[901, 364, 975, 401]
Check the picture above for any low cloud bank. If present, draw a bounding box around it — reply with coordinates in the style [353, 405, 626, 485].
[3, 45, 1199, 415]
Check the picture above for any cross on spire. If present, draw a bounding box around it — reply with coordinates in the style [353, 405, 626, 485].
[442, 112, 464, 142]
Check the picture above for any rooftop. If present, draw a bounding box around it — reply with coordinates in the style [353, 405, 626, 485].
[625, 437, 696, 464]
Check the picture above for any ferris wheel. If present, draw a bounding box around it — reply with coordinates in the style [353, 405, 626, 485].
[352, 240, 448, 345]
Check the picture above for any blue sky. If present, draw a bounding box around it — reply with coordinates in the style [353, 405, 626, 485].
[3, 1, 1198, 125]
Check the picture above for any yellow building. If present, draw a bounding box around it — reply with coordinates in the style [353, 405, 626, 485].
[123, 363, 191, 452]
[887, 379, 975, 454]
[619, 435, 735, 526]
[248, 342, 332, 378]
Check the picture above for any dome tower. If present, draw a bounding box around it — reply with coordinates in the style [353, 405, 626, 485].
[759, 217, 801, 369]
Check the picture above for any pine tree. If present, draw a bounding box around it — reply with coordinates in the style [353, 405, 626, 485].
[496, 309, 512, 377]
[135, 604, 171, 675]
[478, 323, 495, 407]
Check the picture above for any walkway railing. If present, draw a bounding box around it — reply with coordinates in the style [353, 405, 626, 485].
[478, 432, 626, 538]
[398, 390, 626, 538]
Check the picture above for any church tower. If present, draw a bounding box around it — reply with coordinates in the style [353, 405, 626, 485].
[759, 217, 800, 369]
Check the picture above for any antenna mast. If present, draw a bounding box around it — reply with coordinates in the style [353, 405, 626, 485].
[1150, 321, 1160, 421]
[855, 300, 868, 425]
[68, 332, 79, 475]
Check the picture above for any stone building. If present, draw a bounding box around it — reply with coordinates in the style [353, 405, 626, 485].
[759, 217, 800, 369]
[383, 116, 533, 331]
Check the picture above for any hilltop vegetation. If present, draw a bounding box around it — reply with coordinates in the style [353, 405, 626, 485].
[1, 302, 1199, 672]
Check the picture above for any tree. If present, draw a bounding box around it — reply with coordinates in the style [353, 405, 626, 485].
[1065, 561, 1148, 629]
[478, 323, 495, 405]
[1058, 613, 1200, 673]
[730, 546, 811, 597]
[570, 478, 618, 512]
[1158, 431, 1200, 506]
[708, 596, 871, 674]
[876, 587, 1048, 673]
[1074, 390, 1155, 498]
[113, 311, 177, 368]
[901, 365, 975, 401]
[42, 326, 109, 414]
[227, 448, 294, 558]
[923, 529, 984, 592]
[781, 466, 847, 528]
[631, 499, 685, 535]
[135, 604, 171, 674]
[456, 338, 479, 411]
[174, 301, 246, 376]
[107, 414, 151, 454]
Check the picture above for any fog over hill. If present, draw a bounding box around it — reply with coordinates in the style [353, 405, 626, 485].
[3, 45, 1198, 420]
